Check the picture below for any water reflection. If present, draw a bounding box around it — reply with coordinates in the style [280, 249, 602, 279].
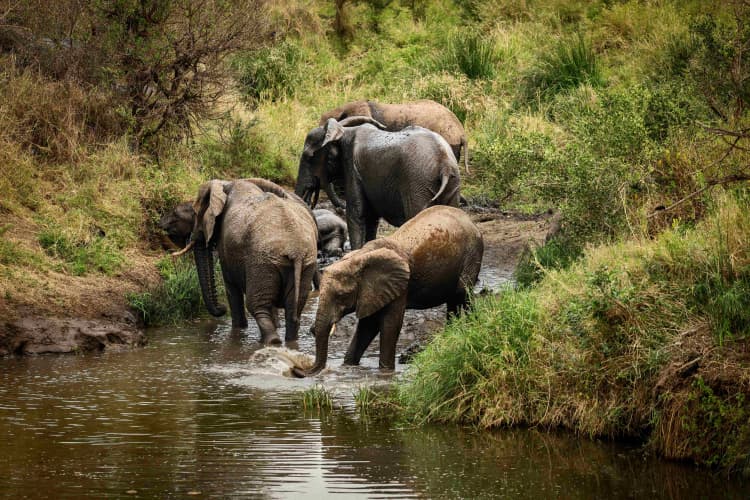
[2, 316, 749, 497]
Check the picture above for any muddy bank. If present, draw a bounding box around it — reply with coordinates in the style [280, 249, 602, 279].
[1, 316, 145, 356]
[0, 248, 160, 356]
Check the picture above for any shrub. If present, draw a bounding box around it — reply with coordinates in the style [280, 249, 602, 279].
[127, 257, 206, 327]
[197, 117, 296, 183]
[515, 238, 581, 288]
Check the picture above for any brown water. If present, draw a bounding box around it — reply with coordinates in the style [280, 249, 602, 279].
[2, 306, 750, 499]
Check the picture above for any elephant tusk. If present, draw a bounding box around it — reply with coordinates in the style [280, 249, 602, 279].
[171, 240, 195, 257]
[329, 323, 336, 336]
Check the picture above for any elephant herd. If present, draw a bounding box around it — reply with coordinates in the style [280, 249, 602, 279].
[159, 99, 484, 377]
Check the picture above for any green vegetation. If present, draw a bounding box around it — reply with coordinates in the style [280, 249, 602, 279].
[2, 0, 749, 472]
[395, 195, 750, 471]
[301, 385, 334, 412]
[127, 257, 207, 327]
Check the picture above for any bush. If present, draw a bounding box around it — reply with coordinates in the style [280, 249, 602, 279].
[197, 117, 296, 183]
[127, 257, 206, 327]
[515, 238, 581, 288]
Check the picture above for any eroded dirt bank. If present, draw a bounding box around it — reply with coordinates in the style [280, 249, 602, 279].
[0, 250, 159, 356]
[0, 206, 554, 357]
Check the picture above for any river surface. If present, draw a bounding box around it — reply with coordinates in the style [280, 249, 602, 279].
[3, 310, 750, 498]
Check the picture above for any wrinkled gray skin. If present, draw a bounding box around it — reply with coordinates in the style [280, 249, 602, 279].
[320, 99, 470, 173]
[192, 179, 318, 345]
[313, 208, 347, 257]
[159, 185, 345, 260]
[295, 116, 461, 250]
[293, 206, 483, 377]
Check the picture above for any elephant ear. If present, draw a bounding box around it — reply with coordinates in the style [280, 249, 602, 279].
[338, 116, 387, 129]
[320, 118, 345, 149]
[193, 179, 228, 245]
[355, 248, 410, 319]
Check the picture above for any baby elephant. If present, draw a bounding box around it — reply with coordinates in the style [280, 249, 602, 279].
[294, 205, 483, 377]
[313, 208, 347, 257]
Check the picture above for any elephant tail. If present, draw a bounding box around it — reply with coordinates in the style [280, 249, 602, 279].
[431, 173, 451, 205]
[292, 257, 303, 322]
[461, 136, 470, 175]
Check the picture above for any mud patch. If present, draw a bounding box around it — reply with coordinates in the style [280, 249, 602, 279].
[1, 316, 145, 356]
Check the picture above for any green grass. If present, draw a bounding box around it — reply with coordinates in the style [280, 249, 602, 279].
[525, 33, 604, 102]
[441, 30, 500, 80]
[393, 193, 750, 469]
[127, 257, 206, 327]
[38, 226, 122, 276]
[301, 385, 333, 412]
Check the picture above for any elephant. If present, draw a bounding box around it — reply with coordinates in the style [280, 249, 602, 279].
[294, 116, 462, 250]
[188, 178, 318, 345]
[319, 99, 470, 173]
[313, 208, 347, 257]
[293, 205, 483, 377]
[159, 186, 345, 259]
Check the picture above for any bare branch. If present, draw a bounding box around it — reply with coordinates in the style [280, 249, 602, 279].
[648, 173, 750, 219]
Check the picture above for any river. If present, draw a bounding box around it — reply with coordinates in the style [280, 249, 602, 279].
[2, 306, 750, 498]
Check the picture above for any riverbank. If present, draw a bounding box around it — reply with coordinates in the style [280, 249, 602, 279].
[393, 195, 750, 472]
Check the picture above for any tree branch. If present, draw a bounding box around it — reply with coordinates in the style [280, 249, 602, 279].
[648, 173, 750, 218]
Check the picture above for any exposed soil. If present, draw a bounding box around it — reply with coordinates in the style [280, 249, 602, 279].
[0, 204, 554, 357]
[0, 212, 161, 355]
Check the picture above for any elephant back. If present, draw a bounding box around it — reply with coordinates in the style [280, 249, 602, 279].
[390, 206, 482, 308]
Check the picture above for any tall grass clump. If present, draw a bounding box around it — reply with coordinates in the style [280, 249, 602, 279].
[395, 194, 750, 469]
[441, 30, 500, 80]
[526, 33, 603, 101]
[127, 257, 205, 327]
[301, 385, 333, 412]
[234, 39, 307, 105]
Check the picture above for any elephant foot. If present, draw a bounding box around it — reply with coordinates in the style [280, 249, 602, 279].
[291, 367, 307, 378]
[261, 335, 282, 346]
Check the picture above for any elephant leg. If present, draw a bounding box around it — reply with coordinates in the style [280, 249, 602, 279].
[364, 213, 379, 243]
[343, 315, 380, 366]
[246, 266, 282, 345]
[345, 181, 368, 249]
[222, 269, 248, 328]
[377, 294, 407, 370]
[447, 291, 469, 319]
[253, 309, 282, 346]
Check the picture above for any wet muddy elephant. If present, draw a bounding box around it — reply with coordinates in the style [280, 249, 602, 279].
[293, 205, 483, 377]
[294, 117, 461, 250]
[313, 208, 347, 257]
[159, 178, 339, 260]
[189, 179, 318, 345]
[320, 99, 469, 173]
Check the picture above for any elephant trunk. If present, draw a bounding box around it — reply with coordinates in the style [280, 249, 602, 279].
[321, 178, 345, 209]
[292, 316, 334, 378]
[193, 240, 227, 317]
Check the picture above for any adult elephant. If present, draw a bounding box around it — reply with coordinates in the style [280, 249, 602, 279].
[293, 205, 483, 377]
[319, 99, 470, 173]
[186, 179, 318, 345]
[295, 117, 461, 250]
[159, 183, 345, 259]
